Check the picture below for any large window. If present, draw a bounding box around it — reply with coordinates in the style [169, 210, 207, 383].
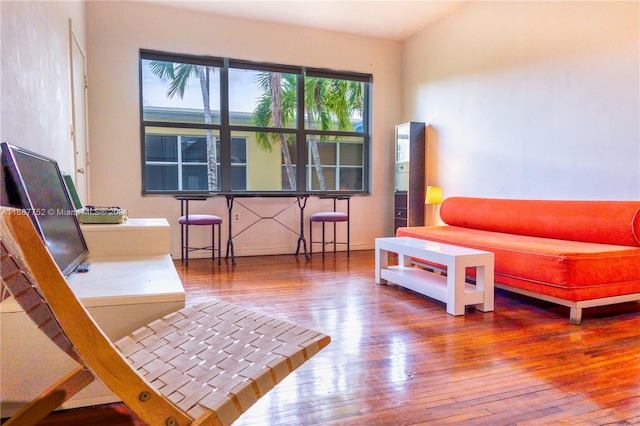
[140, 50, 371, 194]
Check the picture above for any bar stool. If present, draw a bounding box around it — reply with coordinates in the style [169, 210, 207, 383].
[179, 215, 222, 266]
[309, 196, 350, 258]
[177, 197, 222, 267]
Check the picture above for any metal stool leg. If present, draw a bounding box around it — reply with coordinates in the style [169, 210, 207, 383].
[346, 199, 350, 257]
[214, 222, 221, 265]
[321, 220, 326, 258]
[333, 221, 337, 254]
[184, 201, 190, 266]
[218, 222, 222, 265]
[185, 222, 189, 267]
[309, 220, 313, 257]
[347, 216, 350, 257]
[180, 223, 185, 262]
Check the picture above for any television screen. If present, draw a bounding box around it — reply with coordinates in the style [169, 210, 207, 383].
[1, 142, 88, 275]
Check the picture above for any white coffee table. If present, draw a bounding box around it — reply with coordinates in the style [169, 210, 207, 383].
[375, 237, 494, 316]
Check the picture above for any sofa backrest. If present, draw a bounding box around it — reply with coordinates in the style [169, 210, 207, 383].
[440, 197, 640, 247]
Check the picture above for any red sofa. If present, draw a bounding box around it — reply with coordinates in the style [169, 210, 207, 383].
[397, 197, 640, 324]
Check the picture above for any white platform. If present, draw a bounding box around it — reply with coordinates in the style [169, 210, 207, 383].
[80, 218, 171, 257]
[375, 237, 494, 316]
[0, 218, 185, 417]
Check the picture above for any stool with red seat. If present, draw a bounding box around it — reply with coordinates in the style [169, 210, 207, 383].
[309, 196, 350, 258]
[177, 197, 222, 266]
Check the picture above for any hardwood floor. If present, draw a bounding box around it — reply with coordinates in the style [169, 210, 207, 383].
[32, 250, 640, 425]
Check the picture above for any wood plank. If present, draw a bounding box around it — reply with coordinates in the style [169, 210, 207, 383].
[12, 250, 640, 426]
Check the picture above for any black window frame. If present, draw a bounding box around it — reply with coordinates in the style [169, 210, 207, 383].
[139, 49, 372, 195]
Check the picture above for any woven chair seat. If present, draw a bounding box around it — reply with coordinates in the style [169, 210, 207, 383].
[114, 299, 328, 424]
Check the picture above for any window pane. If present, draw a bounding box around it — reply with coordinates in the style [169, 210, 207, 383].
[235, 131, 296, 191]
[230, 68, 297, 128]
[144, 128, 220, 191]
[231, 137, 247, 163]
[182, 165, 208, 190]
[231, 166, 247, 191]
[307, 139, 335, 191]
[310, 167, 336, 191]
[304, 77, 364, 132]
[307, 136, 364, 191]
[339, 167, 363, 191]
[340, 142, 363, 166]
[230, 137, 247, 190]
[146, 134, 178, 162]
[280, 134, 297, 191]
[317, 142, 337, 164]
[142, 59, 220, 125]
[181, 136, 207, 163]
[146, 164, 178, 190]
[281, 165, 297, 191]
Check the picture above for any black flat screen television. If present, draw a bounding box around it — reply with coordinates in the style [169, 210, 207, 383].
[1, 142, 88, 275]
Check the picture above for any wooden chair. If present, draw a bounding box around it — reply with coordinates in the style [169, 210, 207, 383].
[0, 207, 330, 426]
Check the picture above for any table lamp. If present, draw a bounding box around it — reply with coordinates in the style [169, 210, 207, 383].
[425, 186, 443, 225]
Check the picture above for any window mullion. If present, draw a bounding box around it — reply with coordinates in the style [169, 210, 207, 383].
[335, 143, 340, 192]
[219, 59, 231, 192]
[296, 72, 306, 192]
[177, 135, 183, 190]
[363, 82, 371, 193]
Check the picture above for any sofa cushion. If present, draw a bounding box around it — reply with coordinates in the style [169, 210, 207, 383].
[440, 197, 640, 247]
[397, 225, 640, 302]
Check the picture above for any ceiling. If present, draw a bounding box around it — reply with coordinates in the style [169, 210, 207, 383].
[149, 1, 465, 42]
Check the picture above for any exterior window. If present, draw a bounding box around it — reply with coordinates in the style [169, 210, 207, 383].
[140, 50, 371, 194]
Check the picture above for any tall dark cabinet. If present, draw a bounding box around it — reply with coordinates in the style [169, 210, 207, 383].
[394, 122, 425, 231]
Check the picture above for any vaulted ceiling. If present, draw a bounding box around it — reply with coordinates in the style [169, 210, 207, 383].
[148, 1, 465, 42]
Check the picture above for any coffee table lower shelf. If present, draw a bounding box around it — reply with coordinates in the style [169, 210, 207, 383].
[375, 237, 494, 316]
[380, 266, 486, 308]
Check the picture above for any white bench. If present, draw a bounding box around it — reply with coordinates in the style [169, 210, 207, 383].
[375, 237, 495, 315]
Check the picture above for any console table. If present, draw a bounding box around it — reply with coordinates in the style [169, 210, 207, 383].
[0, 218, 185, 416]
[178, 193, 312, 264]
[375, 237, 494, 316]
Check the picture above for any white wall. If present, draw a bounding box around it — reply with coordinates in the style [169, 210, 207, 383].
[1, 1, 86, 174]
[403, 1, 640, 219]
[86, 1, 403, 258]
[9, 2, 632, 258]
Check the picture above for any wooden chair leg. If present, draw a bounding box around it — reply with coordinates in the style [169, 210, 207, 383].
[4, 366, 94, 426]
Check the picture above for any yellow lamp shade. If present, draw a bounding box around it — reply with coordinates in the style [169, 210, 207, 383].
[426, 186, 443, 205]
